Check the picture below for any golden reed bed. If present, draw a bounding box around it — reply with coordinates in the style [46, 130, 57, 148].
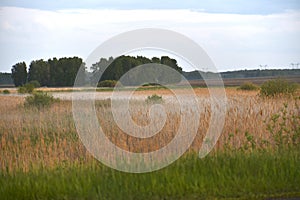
[0, 88, 299, 173]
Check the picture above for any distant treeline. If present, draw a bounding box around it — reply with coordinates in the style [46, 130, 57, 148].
[8, 55, 182, 87]
[0, 73, 14, 86]
[90, 55, 182, 85]
[183, 69, 300, 80]
[3, 55, 300, 87]
[10, 57, 83, 87]
[221, 69, 300, 79]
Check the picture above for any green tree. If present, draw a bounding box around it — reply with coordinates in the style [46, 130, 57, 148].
[0, 73, 14, 85]
[91, 55, 183, 86]
[48, 57, 84, 87]
[28, 59, 50, 86]
[48, 57, 59, 86]
[62, 57, 83, 86]
[91, 57, 113, 85]
[160, 56, 182, 73]
[151, 57, 160, 63]
[11, 62, 27, 86]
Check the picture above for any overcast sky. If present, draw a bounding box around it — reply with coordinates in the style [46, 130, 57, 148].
[0, 0, 299, 72]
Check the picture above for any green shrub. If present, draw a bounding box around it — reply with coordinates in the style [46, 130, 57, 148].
[142, 83, 161, 87]
[146, 94, 163, 104]
[265, 102, 300, 149]
[238, 82, 259, 91]
[2, 89, 10, 94]
[260, 79, 298, 97]
[18, 83, 35, 94]
[28, 80, 41, 88]
[24, 92, 58, 108]
[18, 87, 25, 94]
[97, 80, 118, 88]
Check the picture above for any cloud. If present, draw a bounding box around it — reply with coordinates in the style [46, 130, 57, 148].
[0, 7, 299, 72]
[1, 0, 300, 14]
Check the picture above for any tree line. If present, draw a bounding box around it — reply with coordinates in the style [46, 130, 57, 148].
[11, 55, 299, 87]
[0, 73, 14, 86]
[90, 55, 182, 85]
[11, 57, 83, 87]
[183, 69, 300, 80]
[11, 55, 182, 87]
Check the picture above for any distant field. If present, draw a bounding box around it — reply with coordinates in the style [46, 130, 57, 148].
[1, 75, 299, 93]
[187, 75, 300, 87]
[0, 88, 299, 199]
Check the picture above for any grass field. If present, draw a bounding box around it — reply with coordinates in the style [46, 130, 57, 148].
[0, 88, 299, 199]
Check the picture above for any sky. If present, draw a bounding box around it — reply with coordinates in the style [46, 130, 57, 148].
[0, 0, 299, 72]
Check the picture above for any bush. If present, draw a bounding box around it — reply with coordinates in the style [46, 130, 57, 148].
[24, 92, 58, 108]
[238, 82, 259, 91]
[28, 80, 41, 88]
[142, 83, 161, 87]
[146, 94, 163, 104]
[260, 79, 298, 97]
[97, 80, 118, 88]
[18, 83, 35, 94]
[2, 89, 10, 94]
[265, 102, 300, 149]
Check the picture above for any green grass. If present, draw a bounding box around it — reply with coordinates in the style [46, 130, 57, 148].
[1, 149, 299, 200]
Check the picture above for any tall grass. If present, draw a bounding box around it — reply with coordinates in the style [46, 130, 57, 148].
[0, 88, 299, 199]
[0, 91, 299, 169]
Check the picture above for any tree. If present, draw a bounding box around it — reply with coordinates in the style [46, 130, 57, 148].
[151, 57, 160, 63]
[160, 56, 182, 73]
[90, 57, 113, 85]
[48, 57, 59, 86]
[91, 55, 184, 86]
[11, 62, 27, 86]
[61, 57, 83, 86]
[28, 59, 50, 86]
[0, 73, 14, 85]
[47, 57, 84, 87]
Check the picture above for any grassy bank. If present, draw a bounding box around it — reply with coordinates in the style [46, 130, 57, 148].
[1, 149, 299, 200]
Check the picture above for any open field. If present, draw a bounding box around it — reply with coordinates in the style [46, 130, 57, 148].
[187, 75, 300, 87]
[0, 88, 299, 199]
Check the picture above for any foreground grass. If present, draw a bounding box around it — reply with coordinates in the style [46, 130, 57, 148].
[1, 150, 299, 200]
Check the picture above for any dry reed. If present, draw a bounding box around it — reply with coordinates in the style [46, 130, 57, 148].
[0, 88, 299, 173]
